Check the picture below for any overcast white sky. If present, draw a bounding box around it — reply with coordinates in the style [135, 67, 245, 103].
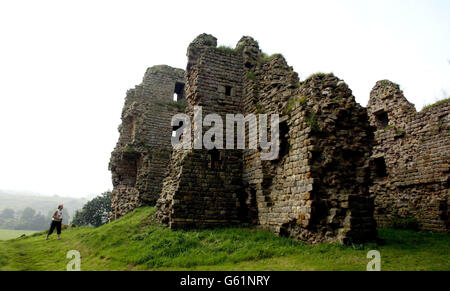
[0, 0, 449, 198]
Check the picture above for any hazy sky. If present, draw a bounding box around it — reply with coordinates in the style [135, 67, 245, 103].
[0, 0, 449, 198]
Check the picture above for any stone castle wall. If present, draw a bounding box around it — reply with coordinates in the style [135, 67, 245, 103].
[156, 35, 246, 229]
[109, 65, 186, 219]
[110, 33, 448, 242]
[236, 36, 376, 243]
[155, 34, 377, 244]
[367, 80, 449, 231]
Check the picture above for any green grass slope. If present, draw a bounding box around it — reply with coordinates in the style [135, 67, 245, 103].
[0, 207, 448, 271]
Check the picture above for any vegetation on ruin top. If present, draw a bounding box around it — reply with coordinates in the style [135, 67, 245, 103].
[306, 72, 334, 80]
[258, 52, 284, 64]
[0, 207, 448, 270]
[378, 79, 394, 86]
[421, 97, 450, 112]
[202, 35, 216, 46]
[216, 45, 236, 54]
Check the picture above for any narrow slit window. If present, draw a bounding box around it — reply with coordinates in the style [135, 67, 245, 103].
[374, 157, 388, 178]
[208, 149, 221, 169]
[225, 86, 232, 96]
[277, 120, 289, 160]
[174, 82, 185, 102]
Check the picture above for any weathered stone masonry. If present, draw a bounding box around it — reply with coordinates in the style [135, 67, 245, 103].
[367, 81, 449, 232]
[109, 65, 186, 219]
[110, 33, 448, 243]
[156, 34, 246, 229]
[154, 34, 377, 244]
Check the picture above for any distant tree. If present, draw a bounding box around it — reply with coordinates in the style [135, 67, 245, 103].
[0, 208, 16, 229]
[15, 207, 49, 230]
[0, 207, 53, 231]
[0, 218, 16, 229]
[0, 208, 15, 219]
[20, 207, 36, 223]
[72, 192, 111, 227]
[32, 213, 48, 230]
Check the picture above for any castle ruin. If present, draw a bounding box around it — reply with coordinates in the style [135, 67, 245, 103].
[109, 65, 186, 218]
[367, 81, 449, 232]
[110, 34, 448, 244]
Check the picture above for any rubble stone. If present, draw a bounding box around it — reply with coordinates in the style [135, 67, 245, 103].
[109, 65, 186, 219]
[109, 34, 448, 244]
[367, 80, 449, 232]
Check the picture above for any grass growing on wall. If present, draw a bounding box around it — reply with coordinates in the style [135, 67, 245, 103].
[216, 45, 236, 54]
[421, 98, 450, 111]
[286, 96, 307, 114]
[0, 207, 448, 271]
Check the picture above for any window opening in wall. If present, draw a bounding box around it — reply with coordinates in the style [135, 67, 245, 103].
[375, 110, 389, 129]
[238, 187, 258, 223]
[225, 86, 232, 96]
[172, 120, 184, 139]
[173, 82, 185, 101]
[208, 149, 221, 169]
[118, 155, 139, 187]
[278, 120, 289, 160]
[374, 157, 388, 178]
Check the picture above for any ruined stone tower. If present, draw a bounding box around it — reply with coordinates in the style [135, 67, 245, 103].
[109, 65, 186, 219]
[150, 34, 377, 244]
[367, 81, 449, 232]
[110, 34, 449, 241]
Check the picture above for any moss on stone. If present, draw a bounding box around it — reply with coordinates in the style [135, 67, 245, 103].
[291, 81, 301, 88]
[122, 145, 137, 154]
[421, 98, 450, 111]
[246, 72, 257, 80]
[255, 103, 265, 114]
[258, 52, 283, 64]
[217, 45, 236, 54]
[155, 101, 187, 111]
[286, 96, 307, 114]
[152, 151, 171, 159]
[307, 72, 328, 79]
[306, 113, 320, 132]
[202, 35, 217, 46]
[396, 130, 406, 137]
[168, 101, 187, 111]
[378, 80, 392, 86]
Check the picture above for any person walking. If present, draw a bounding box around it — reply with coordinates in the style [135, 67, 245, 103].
[46, 204, 64, 240]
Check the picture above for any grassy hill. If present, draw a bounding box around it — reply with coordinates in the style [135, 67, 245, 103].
[0, 207, 448, 271]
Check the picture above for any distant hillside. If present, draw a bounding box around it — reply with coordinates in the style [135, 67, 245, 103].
[0, 207, 448, 271]
[0, 192, 87, 218]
